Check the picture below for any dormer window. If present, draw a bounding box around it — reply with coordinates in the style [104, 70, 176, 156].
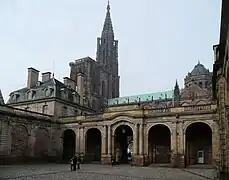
[13, 93, 20, 102]
[27, 90, 35, 100]
[60, 89, 68, 99]
[72, 92, 80, 104]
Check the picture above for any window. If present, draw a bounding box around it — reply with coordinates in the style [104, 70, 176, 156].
[199, 82, 203, 88]
[42, 105, 48, 114]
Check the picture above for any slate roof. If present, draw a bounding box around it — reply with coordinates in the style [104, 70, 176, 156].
[7, 77, 81, 105]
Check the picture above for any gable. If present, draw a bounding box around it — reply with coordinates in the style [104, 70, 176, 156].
[181, 84, 209, 100]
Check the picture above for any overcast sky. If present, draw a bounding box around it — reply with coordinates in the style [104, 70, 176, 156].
[0, 0, 221, 101]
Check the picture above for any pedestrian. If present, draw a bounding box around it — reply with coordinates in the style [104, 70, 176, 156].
[111, 155, 115, 166]
[77, 155, 81, 170]
[70, 157, 74, 171]
[72, 155, 77, 171]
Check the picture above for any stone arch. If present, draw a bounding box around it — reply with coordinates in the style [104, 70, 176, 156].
[196, 100, 208, 105]
[185, 121, 212, 166]
[147, 123, 172, 135]
[84, 126, 103, 137]
[11, 124, 29, 157]
[62, 129, 76, 161]
[109, 113, 134, 121]
[181, 102, 191, 106]
[110, 117, 135, 136]
[148, 124, 171, 164]
[114, 124, 134, 164]
[184, 121, 213, 133]
[34, 127, 50, 158]
[85, 128, 102, 162]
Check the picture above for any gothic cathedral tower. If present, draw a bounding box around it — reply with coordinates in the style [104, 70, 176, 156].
[96, 1, 120, 99]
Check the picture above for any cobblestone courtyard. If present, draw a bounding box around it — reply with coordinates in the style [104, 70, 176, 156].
[0, 164, 216, 180]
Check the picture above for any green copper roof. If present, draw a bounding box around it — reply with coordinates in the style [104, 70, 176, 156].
[106, 90, 173, 106]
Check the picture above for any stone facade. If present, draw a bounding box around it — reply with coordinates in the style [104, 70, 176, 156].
[0, 2, 219, 169]
[0, 105, 61, 164]
[212, 0, 229, 179]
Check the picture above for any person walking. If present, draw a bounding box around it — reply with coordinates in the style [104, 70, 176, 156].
[72, 155, 77, 171]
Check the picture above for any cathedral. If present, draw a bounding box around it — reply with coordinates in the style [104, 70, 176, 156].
[0, 2, 219, 168]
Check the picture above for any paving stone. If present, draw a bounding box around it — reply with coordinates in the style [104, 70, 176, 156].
[0, 164, 216, 180]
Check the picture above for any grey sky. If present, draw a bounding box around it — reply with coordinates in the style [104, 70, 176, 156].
[0, 0, 221, 101]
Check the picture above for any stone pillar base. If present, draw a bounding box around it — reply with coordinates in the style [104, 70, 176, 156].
[133, 155, 145, 166]
[101, 155, 111, 164]
[170, 153, 185, 168]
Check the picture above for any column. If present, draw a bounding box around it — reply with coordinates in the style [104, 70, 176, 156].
[28, 133, 36, 157]
[107, 126, 111, 155]
[133, 123, 139, 155]
[75, 128, 80, 154]
[139, 123, 143, 155]
[111, 134, 115, 155]
[80, 127, 84, 153]
[102, 126, 107, 155]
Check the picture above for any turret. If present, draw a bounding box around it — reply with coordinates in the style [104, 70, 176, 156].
[173, 80, 180, 107]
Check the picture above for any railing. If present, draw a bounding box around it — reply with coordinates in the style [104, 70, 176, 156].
[0, 104, 53, 120]
[183, 104, 212, 111]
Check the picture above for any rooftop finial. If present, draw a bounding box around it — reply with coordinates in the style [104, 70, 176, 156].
[198, 60, 200, 64]
[107, 0, 110, 11]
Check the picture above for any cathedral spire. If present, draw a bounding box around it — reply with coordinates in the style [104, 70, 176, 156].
[173, 79, 180, 107]
[101, 0, 114, 38]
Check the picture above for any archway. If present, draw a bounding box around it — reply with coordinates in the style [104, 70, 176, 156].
[63, 129, 76, 161]
[114, 125, 133, 164]
[185, 122, 212, 166]
[11, 125, 29, 158]
[34, 128, 49, 159]
[148, 124, 171, 164]
[85, 128, 102, 162]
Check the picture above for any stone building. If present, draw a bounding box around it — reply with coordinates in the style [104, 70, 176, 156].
[212, 0, 229, 179]
[7, 68, 94, 117]
[0, 2, 219, 168]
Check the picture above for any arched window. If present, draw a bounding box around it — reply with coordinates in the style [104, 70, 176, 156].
[199, 82, 203, 88]
[101, 81, 105, 97]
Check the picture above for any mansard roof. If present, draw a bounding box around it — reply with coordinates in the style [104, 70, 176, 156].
[7, 77, 80, 105]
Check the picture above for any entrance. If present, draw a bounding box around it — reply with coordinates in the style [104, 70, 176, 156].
[185, 122, 212, 166]
[114, 125, 133, 164]
[148, 124, 171, 164]
[85, 128, 101, 162]
[63, 129, 76, 161]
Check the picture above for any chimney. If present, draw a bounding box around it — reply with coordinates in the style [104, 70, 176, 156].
[77, 73, 85, 105]
[63, 77, 76, 90]
[27, 67, 39, 88]
[42, 72, 51, 82]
